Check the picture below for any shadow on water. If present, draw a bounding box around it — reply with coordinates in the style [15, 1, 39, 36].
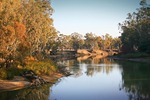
[117, 61, 150, 100]
[0, 84, 53, 100]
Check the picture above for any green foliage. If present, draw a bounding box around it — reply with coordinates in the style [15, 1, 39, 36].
[0, 59, 58, 79]
[0, 84, 53, 100]
[7, 67, 24, 79]
[0, 67, 24, 79]
[0, 68, 7, 79]
[119, 60, 150, 99]
[56, 34, 72, 50]
[24, 60, 58, 75]
[119, 0, 150, 53]
[54, 32, 121, 52]
[71, 32, 84, 50]
[84, 32, 98, 49]
[111, 37, 122, 51]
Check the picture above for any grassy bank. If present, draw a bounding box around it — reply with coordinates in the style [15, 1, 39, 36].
[0, 59, 59, 80]
[0, 59, 64, 91]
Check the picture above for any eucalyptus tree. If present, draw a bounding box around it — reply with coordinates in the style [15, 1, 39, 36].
[57, 34, 70, 50]
[21, 0, 57, 54]
[103, 34, 113, 50]
[119, 0, 150, 53]
[0, 0, 27, 60]
[0, 0, 57, 61]
[96, 36, 103, 49]
[70, 32, 84, 50]
[84, 32, 98, 50]
[111, 37, 122, 51]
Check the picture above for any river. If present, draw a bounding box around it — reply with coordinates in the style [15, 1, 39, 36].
[0, 57, 150, 100]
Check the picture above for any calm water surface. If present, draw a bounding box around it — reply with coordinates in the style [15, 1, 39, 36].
[0, 57, 150, 100]
[50, 58, 150, 100]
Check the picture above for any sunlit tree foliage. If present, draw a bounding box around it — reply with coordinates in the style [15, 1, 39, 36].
[0, 0, 57, 62]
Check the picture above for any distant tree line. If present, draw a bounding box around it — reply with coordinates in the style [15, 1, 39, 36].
[50, 32, 121, 54]
[119, 0, 150, 53]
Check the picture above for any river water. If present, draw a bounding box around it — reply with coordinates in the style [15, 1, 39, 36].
[0, 57, 150, 100]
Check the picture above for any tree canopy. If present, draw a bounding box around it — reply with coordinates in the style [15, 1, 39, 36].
[54, 32, 121, 51]
[119, 0, 150, 53]
[0, 0, 57, 61]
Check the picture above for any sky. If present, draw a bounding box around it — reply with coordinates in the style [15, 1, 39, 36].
[51, 0, 146, 37]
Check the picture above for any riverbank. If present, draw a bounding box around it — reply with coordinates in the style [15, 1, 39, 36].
[0, 73, 63, 92]
[0, 80, 30, 91]
[0, 58, 66, 92]
[110, 52, 150, 63]
[109, 56, 150, 63]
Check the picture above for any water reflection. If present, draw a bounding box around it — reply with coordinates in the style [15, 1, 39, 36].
[1, 56, 150, 100]
[51, 57, 150, 100]
[118, 61, 150, 100]
[50, 58, 126, 100]
[0, 84, 52, 100]
[57, 57, 119, 77]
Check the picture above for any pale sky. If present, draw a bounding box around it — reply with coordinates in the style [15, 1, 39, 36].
[51, 0, 147, 37]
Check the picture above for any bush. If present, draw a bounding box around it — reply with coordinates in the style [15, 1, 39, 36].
[0, 67, 25, 79]
[0, 59, 58, 79]
[0, 68, 7, 79]
[24, 60, 58, 75]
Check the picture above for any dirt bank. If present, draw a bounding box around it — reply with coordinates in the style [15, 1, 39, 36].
[0, 80, 30, 91]
[0, 73, 63, 92]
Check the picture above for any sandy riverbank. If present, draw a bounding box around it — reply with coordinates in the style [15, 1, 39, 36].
[0, 80, 30, 91]
[0, 73, 63, 92]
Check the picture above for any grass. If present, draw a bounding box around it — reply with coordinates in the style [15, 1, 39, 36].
[0, 67, 24, 79]
[0, 59, 58, 80]
[24, 60, 58, 75]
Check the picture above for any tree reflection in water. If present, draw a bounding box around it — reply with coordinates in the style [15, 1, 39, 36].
[50, 57, 125, 100]
[78, 57, 116, 76]
[57, 56, 117, 77]
[57, 56, 150, 100]
[3, 56, 146, 100]
[118, 61, 150, 100]
[0, 84, 52, 100]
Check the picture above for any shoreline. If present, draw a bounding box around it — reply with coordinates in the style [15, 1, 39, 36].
[0, 73, 63, 92]
[0, 80, 31, 92]
[109, 56, 150, 63]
